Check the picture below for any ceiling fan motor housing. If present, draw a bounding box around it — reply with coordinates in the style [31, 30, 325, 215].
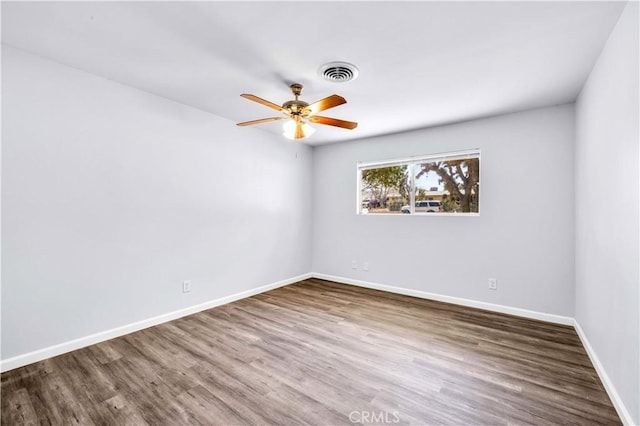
[283, 84, 310, 116]
[282, 99, 309, 115]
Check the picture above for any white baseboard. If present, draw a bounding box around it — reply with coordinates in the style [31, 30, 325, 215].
[311, 273, 574, 325]
[0, 273, 312, 373]
[573, 320, 635, 426]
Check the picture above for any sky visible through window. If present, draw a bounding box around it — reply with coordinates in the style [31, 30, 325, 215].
[416, 168, 443, 191]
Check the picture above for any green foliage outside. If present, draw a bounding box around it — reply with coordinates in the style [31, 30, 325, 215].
[361, 166, 408, 207]
[416, 158, 479, 212]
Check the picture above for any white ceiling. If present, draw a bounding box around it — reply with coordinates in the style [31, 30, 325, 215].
[1, 1, 627, 145]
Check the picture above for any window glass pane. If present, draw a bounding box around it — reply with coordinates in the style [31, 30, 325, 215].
[360, 165, 410, 214]
[415, 156, 479, 213]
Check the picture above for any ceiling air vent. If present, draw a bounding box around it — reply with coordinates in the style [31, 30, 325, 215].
[319, 62, 359, 83]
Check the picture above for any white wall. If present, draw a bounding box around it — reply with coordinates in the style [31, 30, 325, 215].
[1, 46, 312, 360]
[312, 105, 575, 317]
[575, 2, 639, 424]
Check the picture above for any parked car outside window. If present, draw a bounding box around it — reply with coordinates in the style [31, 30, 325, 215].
[401, 200, 442, 213]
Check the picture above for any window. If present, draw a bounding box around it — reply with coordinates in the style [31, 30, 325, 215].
[358, 150, 480, 215]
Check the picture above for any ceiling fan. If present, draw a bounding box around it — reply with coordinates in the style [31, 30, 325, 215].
[236, 83, 357, 140]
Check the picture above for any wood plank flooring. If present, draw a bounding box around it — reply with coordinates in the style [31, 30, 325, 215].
[1, 278, 621, 425]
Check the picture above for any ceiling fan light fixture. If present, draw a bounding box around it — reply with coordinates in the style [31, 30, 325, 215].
[283, 119, 315, 140]
[319, 61, 359, 83]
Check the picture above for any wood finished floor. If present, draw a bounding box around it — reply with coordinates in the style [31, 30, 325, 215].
[2, 279, 620, 425]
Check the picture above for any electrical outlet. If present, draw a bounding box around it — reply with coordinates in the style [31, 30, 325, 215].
[363, 262, 369, 271]
[488, 278, 497, 290]
[183, 280, 191, 293]
[351, 260, 357, 270]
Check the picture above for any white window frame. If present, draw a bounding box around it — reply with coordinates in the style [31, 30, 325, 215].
[357, 149, 481, 216]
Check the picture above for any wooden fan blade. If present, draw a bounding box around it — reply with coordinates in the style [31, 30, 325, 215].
[236, 117, 286, 127]
[295, 122, 305, 139]
[240, 94, 283, 112]
[308, 115, 358, 130]
[306, 94, 346, 114]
